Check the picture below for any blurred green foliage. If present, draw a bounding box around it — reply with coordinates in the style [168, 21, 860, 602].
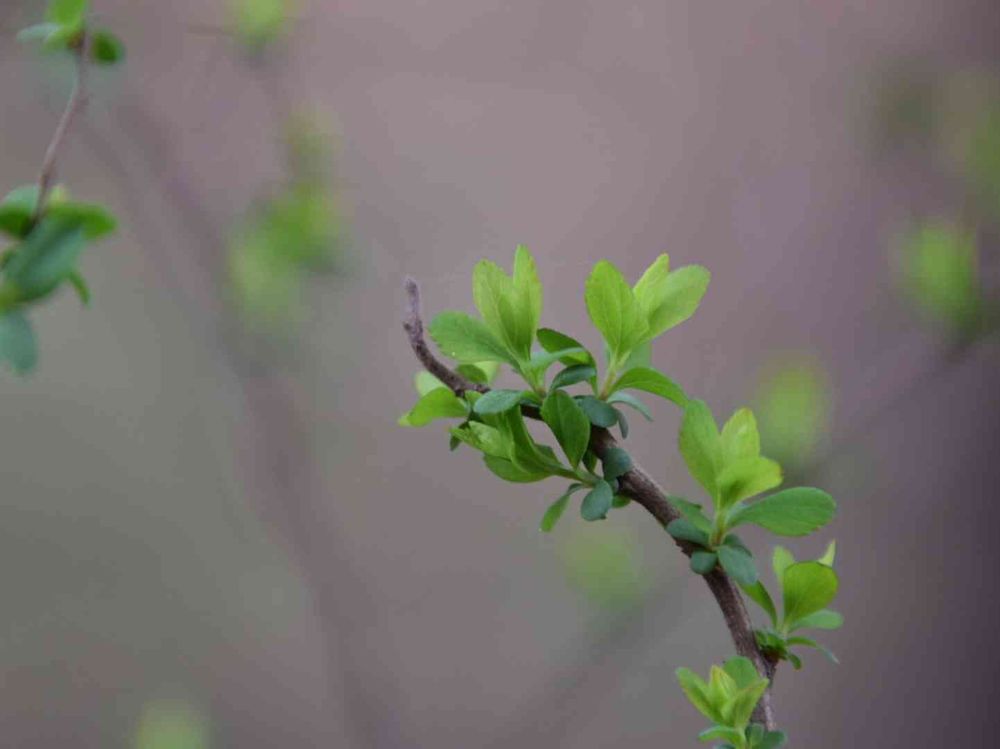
[558, 526, 647, 610]
[754, 358, 830, 471]
[134, 699, 210, 749]
[894, 221, 984, 334]
[228, 113, 345, 333]
[229, 0, 294, 55]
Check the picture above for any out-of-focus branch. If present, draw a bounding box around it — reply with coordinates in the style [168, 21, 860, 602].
[35, 32, 91, 219]
[402, 279, 777, 730]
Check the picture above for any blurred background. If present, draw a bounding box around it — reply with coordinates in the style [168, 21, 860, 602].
[1, 0, 999, 746]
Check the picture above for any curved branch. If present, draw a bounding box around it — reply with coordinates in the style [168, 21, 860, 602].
[402, 280, 777, 730]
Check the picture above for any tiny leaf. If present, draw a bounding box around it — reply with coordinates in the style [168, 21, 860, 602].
[610, 366, 687, 406]
[580, 480, 614, 521]
[576, 396, 619, 428]
[718, 544, 758, 586]
[690, 550, 717, 575]
[473, 389, 526, 415]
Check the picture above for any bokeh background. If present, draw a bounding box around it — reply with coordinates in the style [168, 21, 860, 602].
[1, 0, 999, 746]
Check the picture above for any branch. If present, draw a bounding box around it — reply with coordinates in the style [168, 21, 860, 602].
[35, 32, 91, 220]
[402, 279, 777, 730]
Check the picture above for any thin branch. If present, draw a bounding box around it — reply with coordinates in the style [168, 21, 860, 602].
[35, 32, 91, 220]
[402, 279, 777, 730]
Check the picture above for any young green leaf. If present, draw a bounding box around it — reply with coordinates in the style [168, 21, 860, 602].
[610, 366, 687, 406]
[818, 539, 836, 567]
[740, 580, 778, 628]
[536, 328, 595, 367]
[540, 484, 584, 532]
[473, 257, 533, 361]
[414, 371, 445, 395]
[601, 447, 632, 482]
[1, 215, 87, 302]
[720, 678, 769, 730]
[606, 391, 653, 420]
[722, 656, 760, 689]
[47, 201, 118, 239]
[513, 244, 542, 339]
[670, 497, 713, 533]
[675, 668, 725, 724]
[786, 636, 839, 664]
[47, 0, 88, 27]
[67, 270, 90, 305]
[790, 609, 843, 631]
[720, 408, 761, 465]
[576, 396, 619, 428]
[679, 400, 722, 499]
[757, 730, 788, 748]
[398, 388, 469, 427]
[450, 422, 508, 457]
[782, 561, 839, 630]
[17, 23, 63, 44]
[690, 550, 717, 575]
[666, 518, 710, 546]
[428, 311, 515, 364]
[541, 390, 590, 468]
[523, 347, 586, 381]
[728, 488, 835, 537]
[0, 186, 41, 239]
[633, 255, 711, 340]
[473, 389, 526, 415]
[584, 260, 647, 366]
[483, 455, 549, 483]
[580, 480, 614, 521]
[718, 545, 758, 586]
[772, 546, 796, 581]
[0, 311, 38, 374]
[717, 457, 783, 507]
[698, 726, 744, 744]
[550, 363, 596, 391]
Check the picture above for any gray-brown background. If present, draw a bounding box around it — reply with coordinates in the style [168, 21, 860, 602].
[1, 1, 998, 746]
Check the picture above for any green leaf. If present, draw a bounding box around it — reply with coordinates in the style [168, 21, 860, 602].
[718, 544, 758, 586]
[428, 311, 515, 364]
[676, 668, 724, 724]
[473, 389, 526, 415]
[772, 546, 795, 581]
[47, 0, 88, 27]
[540, 484, 584, 532]
[818, 539, 837, 567]
[633, 256, 711, 339]
[721, 678, 769, 730]
[720, 408, 761, 464]
[722, 657, 760, 690]
[456, 361, 499, 384]
[717, 457, 783, 507]
[728, 488, 835, 537]
[786, 636, 839, 664]
[615, 407, 629, 438]
[90, 29, 125, 65]
[756, 730, 788, 749]
[782, 561, 839, 630]
[610, 366, 687, 406]
[790, 609, 843, 631]
[414, 371, 444, 395]
[601, 447, 632, 481]
[611, 494, 630, 508]
[580, 480, 614, 521]
[698, 726, 744, 744]
[584, 260, 647, 366]
[551, 364, 596, 390]
[398, 388, 468, 427]
[0, 312, 38, 374]
[679, 400, 722, 499]
[755, 359, 829, 468]
[513, 244, 543, 340]
[740, 580, 778, 628]
[576, 396, 619, 428]
[607, 391, 653, 420]
[449, 422, 508, 457]
[47, 201, 118, 239]
[536, 328, 595, 367]
[0, 186, 42, 239]
[2, 215, 87, 302]
[16, 23, 62, 44]
[541, 390, 590, 468]
[523, 347, 586, 380]
[666, 518, 709, 546]
[500, 408, 564, 476]
[67, 270, 90, 305]
[671, 497, 713, 533]
[473, 256, 533, 361]
[690, 550, 717, 575]
[483, 455, 549, 483]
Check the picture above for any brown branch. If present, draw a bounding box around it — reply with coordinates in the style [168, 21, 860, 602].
[402, 279, 777, 730]
[35, 31, 91, 220]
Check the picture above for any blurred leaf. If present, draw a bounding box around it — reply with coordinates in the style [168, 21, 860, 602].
[560, 525, 647, 609]
[0, 185, 42, 239]
[134, 699, 209, 749]
[755, 358, 830, 469]
[230, 0, 292, 52]
[67, 269, 90, 305]
[2, 215, 87, 303]
[91, 29, 126, 65]
[0, 312, 37, 374]
[894, 221, 982, 333]
[47, 0, 88, 28]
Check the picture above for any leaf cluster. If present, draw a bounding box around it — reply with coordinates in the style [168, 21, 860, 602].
[18, 0, 125, 66]
[675, 657, 785, 749]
